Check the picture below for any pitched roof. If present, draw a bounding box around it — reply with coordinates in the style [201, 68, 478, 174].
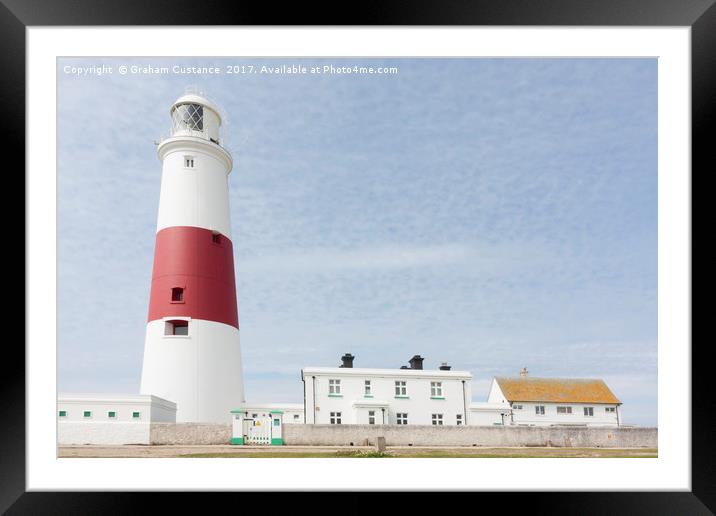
[494, 377, 621, 404]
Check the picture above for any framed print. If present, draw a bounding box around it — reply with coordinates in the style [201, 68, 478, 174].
[9, 0, 710, 512]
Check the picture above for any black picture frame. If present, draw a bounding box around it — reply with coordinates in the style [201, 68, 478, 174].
[7, 0, 708, 512]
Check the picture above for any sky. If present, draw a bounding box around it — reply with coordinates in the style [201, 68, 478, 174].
[57, 58, 657, 426]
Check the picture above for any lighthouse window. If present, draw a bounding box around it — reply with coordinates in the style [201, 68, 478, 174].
[172, 103, 204, 132]
[184, 156, 195, 168]
[165, 320, 189, 336]
[212, 233, 221, 244]
[171, 287, 184, 302]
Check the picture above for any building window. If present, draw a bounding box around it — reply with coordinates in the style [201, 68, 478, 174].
[58, 410, 67, 418]
[456, 414, 463, 426]
[252, 414, 258, 419]
[557, 406, 573, 414]
[513, 404, 523, 410]
[584, 407, 594, 417]
[535, 405, 545, 415]
[431, 414, 444, 425]
[605, 407, 616, 413]
[108, 411, 117, 419]
[171, 287, 184, 302]
[293, 414, 300, 420]
[132, 412, 141, 419]
[430, 382, 443, 397]
[83, 411, 92, 418]
[396, 413, 408, 425]
[184, 156, 195, 168]
[212, 232, 221, 244]
[273, 419, 280, 427]
[328, 379, 341, 395]
[165, 320, 189, 336]
[368, 410, 376, 425]
[395, 381, 407, 396]
[330, 412, 342, 425]
[364, 380, 372, 396]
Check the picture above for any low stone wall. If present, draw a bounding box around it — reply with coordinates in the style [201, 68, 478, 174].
[149, 423, 231, 445]
[59, 422, 151, 445]
[283, 425, 657, 448]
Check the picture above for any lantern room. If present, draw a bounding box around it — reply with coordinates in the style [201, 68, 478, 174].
[169, 92, 223, 145]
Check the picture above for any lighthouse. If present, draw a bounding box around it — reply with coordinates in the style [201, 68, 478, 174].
[140, 89, 245, 423]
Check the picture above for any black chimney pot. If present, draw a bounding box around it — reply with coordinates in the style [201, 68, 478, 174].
[439, 362, 451, 371]
[340, 353, 354, 368]
[408, 355, 424, 370]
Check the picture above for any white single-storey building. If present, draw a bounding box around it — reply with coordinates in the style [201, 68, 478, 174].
[301, 354, 473, 426]
[468, 402, 512, 426]
[486, 372, 622, 427]
[57, 393, 177, 445]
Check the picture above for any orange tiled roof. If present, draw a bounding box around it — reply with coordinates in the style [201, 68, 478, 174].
[495, 377, 621, 404]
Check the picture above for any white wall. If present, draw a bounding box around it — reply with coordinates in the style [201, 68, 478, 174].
[57, 394, 176, 445]
[486, 379, 507, 403]
[58, 422, 151, 445]
[468, 402, 511, 426]
[140, 319, 244, 423]
[303, 368, 472, 426]
[509, 402, 620, 427]
[282, 408, 305, 424]
[57, 394, 176, 423]
[156, 143, 233, 236]
[236, 404, 304, 424]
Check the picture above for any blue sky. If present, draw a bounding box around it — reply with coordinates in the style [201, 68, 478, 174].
[57, 58, 657, 425]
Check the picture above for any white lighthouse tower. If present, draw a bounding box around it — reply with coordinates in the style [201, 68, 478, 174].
[140, 89, 245, 423]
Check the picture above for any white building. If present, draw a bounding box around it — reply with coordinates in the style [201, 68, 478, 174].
[468, 402, 512, 426]
[486, 373, 622, 427]
[302, 354, 473, 426]
[57, 393, 176, 445]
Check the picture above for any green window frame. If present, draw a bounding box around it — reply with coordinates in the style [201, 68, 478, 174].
[83, 411, 92, 418]
[108, 411, 117, 418]
[132, 411, 141, 419]
[58, 410, 67, 417]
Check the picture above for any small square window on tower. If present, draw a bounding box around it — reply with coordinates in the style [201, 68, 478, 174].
[171, 287, 184, 302]
[184, 156, 195, 168]
[165, 319, 189, 336]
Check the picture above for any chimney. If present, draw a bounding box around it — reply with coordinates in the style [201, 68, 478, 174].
[520, 367, 529, 377]
[408, 355, 424, 370]
[340, 353, 354, 368]
[439, 362, 451, 371]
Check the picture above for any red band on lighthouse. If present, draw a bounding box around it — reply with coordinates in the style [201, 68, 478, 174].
[148, 226, 239, 329]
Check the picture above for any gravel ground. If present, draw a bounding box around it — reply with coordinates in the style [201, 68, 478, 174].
[58, 445, 657, 458]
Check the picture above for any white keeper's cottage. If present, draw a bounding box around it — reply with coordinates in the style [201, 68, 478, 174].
[302, 354, 475, 426]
